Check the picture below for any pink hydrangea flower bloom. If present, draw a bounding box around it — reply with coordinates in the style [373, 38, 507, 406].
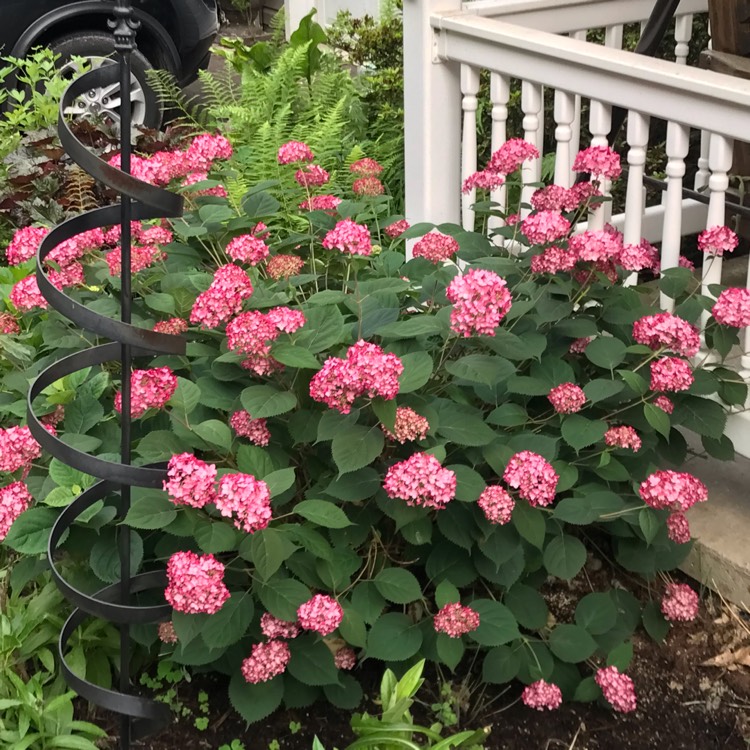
[10, 276, 49, 311]
[573, 145, 622, 179]
[698, 225, 738, 256]
[503, 451, 559, 507]
[413, 232, 459, 264]
[241, 640, 291, 684]
[522, 680, 563, 711]
[632, 313, 700, 357]
[230, 411, 271, 447]
[618, 240, 659, 272]
[322, 219, 372, 256]
[114, 367, 177, 418]
[6, 226, 50, 265]
[0, 426, 41, 473]
[569, 337, 592, 354]
[384, 453, 456, 510]
[165, 551, 230, 614]
[190, 264, 254, 330]
[266, 254, 304, 280]
[595, 666, 637, 713]
[350, 157, 383, 176]
[0, 313, 20, 335]
[226, 235, 270, 266]
[139, 225, 173, 246]
[295, 164, 330, 187]
[547, 382, 586, 414]
[604, 426, 642, 452]
[661, 582, 699, 622]
[531, 185, 570, 212]
[712, 288, 750, 327]
[433, 602, 480, 638]
[181, 171, 228, 197]
[666, 512, 691, 544]
[385, 219, 410, 239]
[654, 395, 674, 414]
[478, 485, 515, 525]
[650, 357, 693, 392]
[0, 481, 32, 540]
[106, 244, 165, 276]
[334, 647, 357, 670]
[214, 473, 272, 534]
[277, 140, 314, 164]
[381, 406, 429, 443]
[531, 246, 578, 274]
[158, 622, 178, 644]
[521, 211, 572, 245]
[446, 269, 512, 337]
[260, 613, 301, 640]
[639, 470, 708, 512]
[299, 194, 342, 212]
[462, 170, 505, 193]
[163, 453, 217, 509]
[184, 133, 233, 171]
[297, 594, 344, 636]
[353, 176, 385, 196]
[153, 318, 188, 335]
[487, 138, 539, 174]
[568, 230, 623, 263]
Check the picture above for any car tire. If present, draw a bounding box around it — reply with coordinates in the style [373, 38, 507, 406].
[50, 32, 162, 129]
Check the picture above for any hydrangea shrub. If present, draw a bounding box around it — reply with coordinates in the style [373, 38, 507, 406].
[0, 135, 744, 722]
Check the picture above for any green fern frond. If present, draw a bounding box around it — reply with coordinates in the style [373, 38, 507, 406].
[145, 69, 208, 130]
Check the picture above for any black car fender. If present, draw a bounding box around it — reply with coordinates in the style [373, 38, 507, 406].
[10, 1, 181, 74]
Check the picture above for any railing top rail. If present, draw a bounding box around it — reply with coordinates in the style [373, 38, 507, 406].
[432, 13, 750, 140]
[459, 0, 707, 31]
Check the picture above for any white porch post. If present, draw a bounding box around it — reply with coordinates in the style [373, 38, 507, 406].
[403, 0, 462, 258]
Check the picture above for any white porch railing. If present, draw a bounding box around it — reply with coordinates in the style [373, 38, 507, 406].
[402, 0, 750, 453]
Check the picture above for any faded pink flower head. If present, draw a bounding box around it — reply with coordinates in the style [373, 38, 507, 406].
[433, 602, 480, 638]
[153, 318, 188, 336]
[522, 680, 563, 711]
[619, 240, 659, 272]
[158, 622, 178, 644]
[604, 426, 642, 452]
[334, 647, 357, 670]
[385, 219, 410, 239]
[547, 382, 586, 414]
[266, 254, 305, 280]
[384, 452, 457, 510]
[230, 411, 271, 447]
[353, 177, 385, 196]
[478, 485, 515, 525]
[0, 312, 20, 335]
[260, 613, 301, 640]
[297, 594, 344, 636]
[381, 406, 429, 444]
[350, 157, 383, 177]
[242, 640, 291, 684]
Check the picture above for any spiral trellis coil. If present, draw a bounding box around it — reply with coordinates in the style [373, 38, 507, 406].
[25, 3, 184, 746]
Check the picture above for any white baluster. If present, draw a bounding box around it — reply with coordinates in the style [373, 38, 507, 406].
[674, 14, 693, 65]
[461, 64, 481, 231]
[695, 130, 711, 191]
[659, 122, 690, 311]
[569, 30, 587, 179]
[605, 24, 624, 50]
[553, 90, 575, 188]
[587, 100, 613, 229]
[489, 72, 510, 232]
[521, 81, 543, 216]
[623, 111, 650, 285]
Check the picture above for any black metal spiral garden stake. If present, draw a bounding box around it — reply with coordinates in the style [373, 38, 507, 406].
[26, 2, 184, 747]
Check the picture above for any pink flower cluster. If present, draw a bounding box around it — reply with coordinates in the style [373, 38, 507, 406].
[181, 171, 228, 197]
[215, 473, 272, 533]
[595, 666, 637, 713]
[115, 367, 177, 418]
[226, 306, 306, 375]
[632, 313, 700, 357]
[105, 244, 165, 276]
[351, 158, 383, 177]
[158, 622, 178, 644]
[413, 232, 459, 264]
[488, 138, 540, 174]
[165, 551, 230, 614]
[230, 411, 271, 446]
[569, 337, 591, 354]
[261, 613, 301, 640]
[297, 594, 344, 636]
[666, 511, 691, 544]
[650, 357, 693, 392]
[164, 453, 217, 508]
[241, 640, 291, 684]
[384, 452, 457, 510]
[353, 176, 385, 196]
[639, 470, 708, 512]
[433, 602, 480, 638]
[462, 170, 505, 194]
[503, 451, 559, 507]
[185, 134, 233, 171]
[226, 235, 269, 266]
[190, 264, 254, 329]
[573, 145, 622, 179]
[654, 395, 674, 414]
[698, 225, 738, 256]
[10, 261, 85, 311]
[712, 288, 750, 327]
[604, 426, 642, 452]
[295, 164, 330, 187]
[6, 226, 49, 265]
[0, 481, 32, 540]
[278, 140, 314, 164]
[0, 313, 19, 335]
[522, 680, 563, 711]
[619, 240, 659, 273]
[446, 269, 512, 337]
[521, 211, 571, 245]
[381, 406, 429, 443]
[530, 184, 600, 213]
[661, 582, 699, 622]
[310, 341, 403, 414]
[266, 254, 305, 280]
[547, 382, 586, 414]
[335, 647, 357, 670]
[153, 318, 188, 335]
[322, 219, 372, 256]
[299, 194, 342, 212]
[385, 220, 410, 239]
[0, 426, 41, 473]
[478, 485, 515, 525]
[568, 229, 623, 263]
[531, 246, 577, 275]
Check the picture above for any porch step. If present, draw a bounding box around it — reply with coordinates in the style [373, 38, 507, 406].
[680, 444, 750, 611]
